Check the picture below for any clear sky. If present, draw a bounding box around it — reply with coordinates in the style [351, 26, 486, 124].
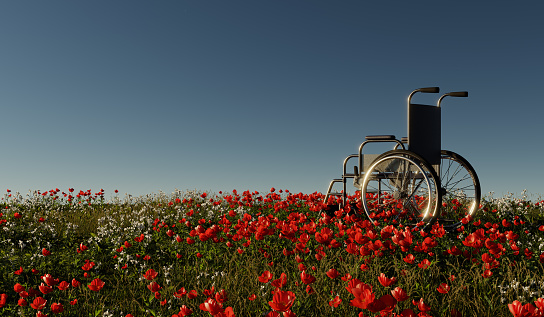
[1, 1, 543, 200]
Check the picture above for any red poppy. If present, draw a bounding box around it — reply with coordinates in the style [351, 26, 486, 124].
[403, 254, 415, 264]
[57, 281, 69, 291]
[14, 283, 25, 293]
[0, 294, 6, 308]
[341, 273, 352, 282]
[271, 273, 287, 288]
[88, 278, 105, 292]
[259, 271, 273, 283]
[147, 281, 162, 293]
[42, 248, 51, 256]
[326, 268, 339, 279]
[18, 298, 28, 307]
[412, 298, 431, 312]
[329, 295, 342, 307]
[391, 287, 408, 302]
[72, 279, 81, 288]
[378, 273, 397, 287]
[51, 302, 64, 313]
[437, 283, 450, 294]
[268, 288, 296, 312]
[215, 289, 228, 303]
[42, 274, 59, 286]
[418, 259, 431, 269]
[199, 298, 224, 315]
[81, 260, 95, 271]
[248, 294, 257, 301]
[178, 305, 193, 316]
[174, 287, 187, 298]
[187, 290, 198, 299]
[39, 283, 54, 295]
[143, 269, 158, 281]
[30, 297, 47, 310]
[300, 270, 316, 285]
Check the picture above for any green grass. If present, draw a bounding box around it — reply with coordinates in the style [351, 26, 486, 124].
[1, 188, 543, 316]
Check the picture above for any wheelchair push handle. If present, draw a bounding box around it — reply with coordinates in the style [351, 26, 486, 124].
[447, 91, 468, 97]
[408, 87, 440, 105]
[417, 87, 440, 93]
[437, 91, 468, 107]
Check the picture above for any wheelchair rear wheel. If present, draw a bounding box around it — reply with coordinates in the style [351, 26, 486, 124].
[437, 150, 481, 231]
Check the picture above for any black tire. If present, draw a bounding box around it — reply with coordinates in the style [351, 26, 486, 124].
[438, 150, 481, 231]
[360, 150, 441, 230]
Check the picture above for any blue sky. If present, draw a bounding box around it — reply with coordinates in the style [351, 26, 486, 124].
[1, 1, 543, 200]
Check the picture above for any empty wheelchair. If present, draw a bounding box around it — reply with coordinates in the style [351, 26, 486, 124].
[324, 87, 481, 231]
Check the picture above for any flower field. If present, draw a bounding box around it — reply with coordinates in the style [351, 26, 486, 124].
[1, 187, 544, 317]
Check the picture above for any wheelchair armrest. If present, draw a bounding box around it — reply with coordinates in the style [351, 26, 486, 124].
[365, 135, 396, 141]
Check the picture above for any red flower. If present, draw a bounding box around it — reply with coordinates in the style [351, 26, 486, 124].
[14, 212, 22, 219]
[391, 287, 408, 302]
[178, 305, 193, 316]
[482, 269, 493, 278]
[57, 281, 69, 291]
[51, 302, 64, 313]
[300, 270, 316, 285]
[271, 273, 287, 288]
[18, 298, 28, 307]
[31, 297, 47, 310]
[341, 273, 352, 282]
[147, 281, 162, 293]
[437, 283, 450, 294]
[14, 283, 26, 293]
[215, 289, 228, 303]
[174, 287, 187, 298]
[187, 290, 198, 299]
[72, 279, 81, 288]
[248, 294, 257, 301]
[88, 278, 105, 291]
[143, 269, 158, 280]
[42, 248, 51, 256]
[199, 298, 224, 315]
[14, 266, 23, 275]
[418, 259, 431, 269]
[412, 298, 431, 312]
[81, 260, 95, 271]
[378, 273, 397, 287]
[42, 274, 60, 286]
[268, 288, 296, 312]
[39, 283, 54, 295]
[329, 295, 342, 307]
[315, 227, 333, 245]
[326, 268, 339, 279]
[403, 254, 415, 264]
[0, 294, 6, 308]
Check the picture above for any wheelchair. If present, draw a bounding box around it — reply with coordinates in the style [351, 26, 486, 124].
[324, 87, 481, 232]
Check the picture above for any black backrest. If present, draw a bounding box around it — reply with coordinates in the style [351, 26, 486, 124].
[408, 103, 441, 166]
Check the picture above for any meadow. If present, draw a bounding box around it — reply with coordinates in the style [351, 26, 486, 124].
[0, 187, 543, 317]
